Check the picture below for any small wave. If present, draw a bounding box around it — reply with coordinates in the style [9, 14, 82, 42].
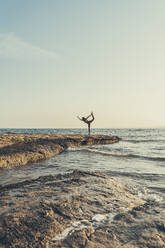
[124, 139, 165, 144]
[148, 186, 165, 194]
[82, 148, 165, 162]
[133, 155, 165, 162]
[83, 148, 130, 158]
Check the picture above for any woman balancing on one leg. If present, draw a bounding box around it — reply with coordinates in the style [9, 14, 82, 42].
[77, 112, 95, 136]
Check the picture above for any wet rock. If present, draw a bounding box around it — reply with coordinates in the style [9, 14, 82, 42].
[0, 170, 165, 247]
[0, 134, 120, 168]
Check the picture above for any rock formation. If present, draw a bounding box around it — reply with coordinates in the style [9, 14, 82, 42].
[0, 171, 164, 247]
[0, 134, 120, 168]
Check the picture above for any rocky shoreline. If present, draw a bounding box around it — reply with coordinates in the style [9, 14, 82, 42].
[0, 134, 120, 168]
[0, 134, 165, 247]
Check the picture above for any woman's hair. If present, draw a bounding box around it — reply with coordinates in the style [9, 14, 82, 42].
[82, 117, 86, 121]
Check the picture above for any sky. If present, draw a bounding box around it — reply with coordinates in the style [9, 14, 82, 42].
[0, 0, 165, 128]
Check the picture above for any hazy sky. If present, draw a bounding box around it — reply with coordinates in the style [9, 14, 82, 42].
[1, 0, 165, 128]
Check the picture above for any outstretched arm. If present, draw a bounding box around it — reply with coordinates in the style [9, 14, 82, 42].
[77, 116, 82, 121]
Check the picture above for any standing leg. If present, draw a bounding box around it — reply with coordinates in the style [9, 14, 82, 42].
[88, 123, 90, 136]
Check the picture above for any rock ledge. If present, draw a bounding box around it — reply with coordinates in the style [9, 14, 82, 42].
[0, 134, 120, 168]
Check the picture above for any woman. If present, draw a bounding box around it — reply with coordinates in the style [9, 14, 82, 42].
[77, 112, 95, 136]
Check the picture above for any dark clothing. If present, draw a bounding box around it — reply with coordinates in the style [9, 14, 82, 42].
[80, 113, 94, 135]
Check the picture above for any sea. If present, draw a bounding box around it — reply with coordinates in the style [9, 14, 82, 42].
[0, 128, 165, 214]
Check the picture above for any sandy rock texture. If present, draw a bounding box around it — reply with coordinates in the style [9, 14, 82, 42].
[0, 170, 164, 248]
[0, 134, 120, 168]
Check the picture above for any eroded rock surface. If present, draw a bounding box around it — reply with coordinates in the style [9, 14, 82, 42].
[0, 170, 164, 248]
[0, 134, 120, 168]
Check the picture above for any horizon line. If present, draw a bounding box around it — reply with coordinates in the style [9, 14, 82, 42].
[0, 127, 165, 129]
